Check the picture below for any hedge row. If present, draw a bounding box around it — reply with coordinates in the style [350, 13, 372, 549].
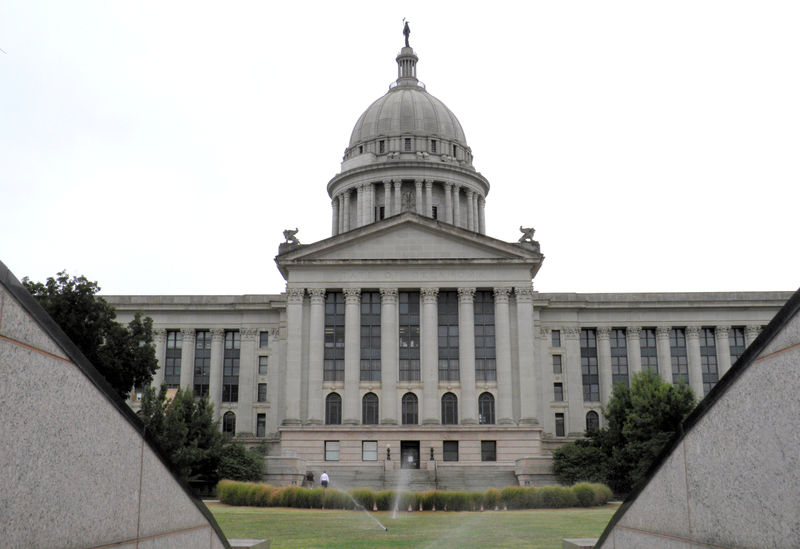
[217, 481, 612, 511]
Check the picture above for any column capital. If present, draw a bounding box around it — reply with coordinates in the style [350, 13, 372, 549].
[153, 329, 167, 342]
[478, 195, 485, 205]
[241, 328, 258, 341]
[514, 286, 534, 302]
[457, 287, 476, 302]
[415, 180, 422, 189]
[597, 326, 611, 339]
[424, 180, 432, 189]
[656, 326, 671, 339]
[493, 287, 511, 303]
[343, 287, 361, 303]
[308, 288, 327, 304]
[745, 325, 762, 338]
[287, 288, 305, 303]
[626, 326, 641, 338]
[466, 188, 474, 197]
[564, 327, 581, 340]
[211, 328, 225, 341]
[344, 188, 352, 197]
[686, 326, 701, 338]
[421, 287, 439, 303]
[393, 180, 402, 188]
[180, 328, 195, 342]
[443, 181, 453, 189]
[380, 287, 398, 303]
[715, 325, 731, 337]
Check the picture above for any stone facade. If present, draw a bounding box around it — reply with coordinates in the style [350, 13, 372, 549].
[108, 38, 790, 490]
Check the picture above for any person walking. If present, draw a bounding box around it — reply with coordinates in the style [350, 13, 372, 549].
[320, 471, 329, 488]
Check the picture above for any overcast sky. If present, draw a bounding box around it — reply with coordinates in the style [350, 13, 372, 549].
[1, 2, 798, 296]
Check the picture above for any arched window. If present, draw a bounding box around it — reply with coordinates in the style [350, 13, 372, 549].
[478, 392, 495, 425]
[402, 392, 418, 425]
[325, 393, 342, 425]
[222, 411, 236, 435]
[586, 410, 600, 432]
[362, 392, 379, 425]
[441, 392, 458, 425]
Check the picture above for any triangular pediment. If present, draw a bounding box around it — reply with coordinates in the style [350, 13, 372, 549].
[277, 213, 542, 263]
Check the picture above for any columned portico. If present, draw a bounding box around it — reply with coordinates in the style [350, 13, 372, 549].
[343, 288, 361, 424]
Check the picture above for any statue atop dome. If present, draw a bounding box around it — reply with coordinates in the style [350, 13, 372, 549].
[403, 20, 411, 47]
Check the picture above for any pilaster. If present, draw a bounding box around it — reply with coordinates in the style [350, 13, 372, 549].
[564, 327, 584, 434]
[283, 288, 304, 425]
[515, 286, 539, 424]
[238, 328, 257, 434]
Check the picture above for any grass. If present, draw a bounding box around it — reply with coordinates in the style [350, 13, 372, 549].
[207, 502, 618, 549]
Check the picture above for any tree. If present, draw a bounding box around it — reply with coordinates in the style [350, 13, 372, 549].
[139, 386, 263, 486]
[23, 271, 158, 399]
[552, 371, 696, 495]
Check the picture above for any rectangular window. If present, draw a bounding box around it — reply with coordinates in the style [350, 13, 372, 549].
[700, 328, 718, 395]
[610, 328, 629, 387]
[259, 331, 269, 348]
[438, 291, 459, 381]
[555, 413, 565, 437]
[729, 326, 746, 363]
[377, 205, 385, 220]
[324, 292, 345, 382]
[552, 354, 562, 374]
[404, 137, 412, 151]
[399, 291, 421, 381]
[432, 205, 438, 220]
[443, 441, 459, 462]
[481, 440, 496, 462]
[222, 330, 240, 402]
[256, 413, 266, 437]
[670, 328, 689, 385]
[640, 328, 658, 374]
[475, 290, 496, 381]
[551, 330, 561, 347]
[258, 356, 268, 375]
[360, 291, 381, 381]
[452, 144, 457, 157]
[553, 382, 563, 402]
[362, 440, 378, 461]
[431, 139, 437, 153]
[257, 383, 267, 402]
[194, 330, 211, 397]
[325, 441, 339, 461]
[581, 329, 599, 401]
[164, 330, 182, 388]
[379, 140, 385, 154]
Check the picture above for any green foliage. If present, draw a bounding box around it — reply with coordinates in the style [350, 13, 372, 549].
[552, 371, 696, 496]
[350, 488, 375, 509]
[218, 442, 264, 482]
[482, 488, 501, 510]
[374, 490, 394, 511]
[23, 271, 157, 399]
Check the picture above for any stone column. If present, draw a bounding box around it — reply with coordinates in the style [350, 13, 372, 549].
[453, 185, 462, 228]
[343, 190, 351, 232]
[478, 196, 486, 233]
[466, 190, 475, 231]
[716, 326, 732, 377]
[421, 288, 439, 424]
[209, 328, 225, 420]
[393, 180, 402, 215]
[686, 326, 704, 398]
[343, 288, 361, 424]
[366, 183, 374, 224]
[383, 180, 391, 219]
[356, 184, 365, 228]
[415, 180, 423, 215]
[283, 288, 304, 425]
[425, 180, 433, 217]
[380, 288, 399, 424]
[564, 327, 584, 434]
[179, 328, 195, 390]
[515, 287, 539, 424]
[597, 327, 612, 404]
[444, 182, 453, 224]
[472, 193, 479, 232]
[656, 327, 673, 384]
[152, 329, 166, 389]
[627, 326, 642, 376]
[745, 325, 761, 347]
[458, 288, 478, 424]
[494, 288, 514, 424]
[306, 289, 326, 424]
[238, 328, 257, 434]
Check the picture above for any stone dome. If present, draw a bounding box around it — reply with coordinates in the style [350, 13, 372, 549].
[348, 86, 468, 149]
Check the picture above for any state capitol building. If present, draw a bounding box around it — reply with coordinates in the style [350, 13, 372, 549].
[109, 32, 790, 489]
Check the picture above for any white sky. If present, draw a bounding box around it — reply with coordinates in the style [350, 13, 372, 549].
[1, 2, 798, 296]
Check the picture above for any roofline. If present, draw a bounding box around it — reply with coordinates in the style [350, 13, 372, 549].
[0, 260, 232, 549]
[593, 284, 800, 547]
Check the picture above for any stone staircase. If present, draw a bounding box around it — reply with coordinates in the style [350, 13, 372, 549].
[435, 464, 519, 491]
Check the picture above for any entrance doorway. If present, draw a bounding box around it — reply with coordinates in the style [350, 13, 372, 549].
[400, 441, 420, 469]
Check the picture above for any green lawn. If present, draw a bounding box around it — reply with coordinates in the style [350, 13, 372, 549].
[207, 502, 618, 549]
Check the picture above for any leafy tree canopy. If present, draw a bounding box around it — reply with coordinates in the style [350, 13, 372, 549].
[553, 371, 696, 496]
[23, 271, 157, 399]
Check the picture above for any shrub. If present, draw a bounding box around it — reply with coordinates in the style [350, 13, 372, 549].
[483, 488, 500, 510]
[589, 483, 613, 505]
[500, 486, 527, 510]
[572, 483, 596, 507]
[350, 488, 375, 509]
[469, 492, 483, 511]
[374, 490, 394, 511]
[307, 487, 325, 508]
